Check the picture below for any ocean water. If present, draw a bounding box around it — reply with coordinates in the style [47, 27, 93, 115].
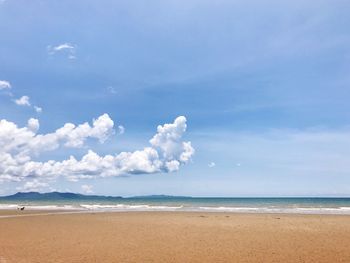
[1, 197, 350, 214]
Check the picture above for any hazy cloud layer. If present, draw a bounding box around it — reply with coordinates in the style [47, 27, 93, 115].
[81, 184, 93, 194]
[16, 179, 49, 192]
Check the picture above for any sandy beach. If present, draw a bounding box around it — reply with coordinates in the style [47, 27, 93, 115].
[0, 211, 349, 262]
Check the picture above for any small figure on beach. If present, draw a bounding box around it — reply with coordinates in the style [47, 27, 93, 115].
[17, 206, 25, 211]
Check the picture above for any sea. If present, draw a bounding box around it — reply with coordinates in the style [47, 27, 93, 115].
[1, 197, 350, 215]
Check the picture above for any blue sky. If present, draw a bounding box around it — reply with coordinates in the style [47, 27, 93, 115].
[1, 0, 350, 196]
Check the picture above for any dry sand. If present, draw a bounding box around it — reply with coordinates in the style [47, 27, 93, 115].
[0, 211, 350, 262]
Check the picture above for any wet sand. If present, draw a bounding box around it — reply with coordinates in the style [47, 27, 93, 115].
[0, 211, 350, 262]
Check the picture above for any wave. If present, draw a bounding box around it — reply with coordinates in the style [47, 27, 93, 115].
[79, 204, 184, 211]
[1, 203, 350, 214]
[0, 204, 77, 210]
[197, 206, 350, 214]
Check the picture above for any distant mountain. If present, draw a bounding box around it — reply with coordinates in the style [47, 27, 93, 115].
[130, 194, 191, 199]
[0, 192, 122, 201]
[0, 192, 192, 201]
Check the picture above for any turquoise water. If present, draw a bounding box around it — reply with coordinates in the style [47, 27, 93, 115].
[1, 197, 350, 214]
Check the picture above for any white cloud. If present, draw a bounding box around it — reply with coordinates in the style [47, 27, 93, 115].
[81, 184, 94, 194]
[0, 114, 114, 158]
[118, 125, 125, 135]
[34, 106, 43, 113]
[0, 115, 194, 183]
[149, 116, 194, 163]
[15, 95, 31, 106]
[48, 43, 76, 59]
[0, 80, 11, 90]
[52, 43, 75, 52]
[208, 162, 216, 168]
[0, 81, 41, 112]
[16, 179, 49, 192]
[27, 118, 39, 133]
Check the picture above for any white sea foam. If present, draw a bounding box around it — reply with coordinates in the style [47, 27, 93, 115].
[79, 204, 184, 211]
[1, 203, 350, 214]
[0, 204, 18, 209]
[196, 206, 350, 214]
[0, 204, 77, 210]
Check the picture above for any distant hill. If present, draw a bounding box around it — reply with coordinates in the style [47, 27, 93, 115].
[0, 192, 190, 201]
[0, 192, 122, 201]
[130, 195, 191, 199]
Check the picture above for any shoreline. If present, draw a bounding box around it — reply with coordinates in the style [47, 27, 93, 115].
[2, 207, 350, 216]
[3, 196, 350, 215]
[2, 209, 350, 219]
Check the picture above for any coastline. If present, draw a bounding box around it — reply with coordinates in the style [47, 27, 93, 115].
[3, 195, 350, 215]
[2, 204, 350, 215]
[1, 211, 350, 262]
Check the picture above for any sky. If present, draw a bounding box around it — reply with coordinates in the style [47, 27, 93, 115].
[1, 0, 350, 197]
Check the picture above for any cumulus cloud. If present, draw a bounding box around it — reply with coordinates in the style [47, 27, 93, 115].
[0, 80, 11, 90]
[0, 115, 194, 183]
[48, 43, 76, 59]
[0, 114, 114, 157]
[0, 114, 115, 182]
[27, 118, 40, 133]
[15, 95, 31, 106]
[81, 184, 94, 194]
[149, 116, 194, 163]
